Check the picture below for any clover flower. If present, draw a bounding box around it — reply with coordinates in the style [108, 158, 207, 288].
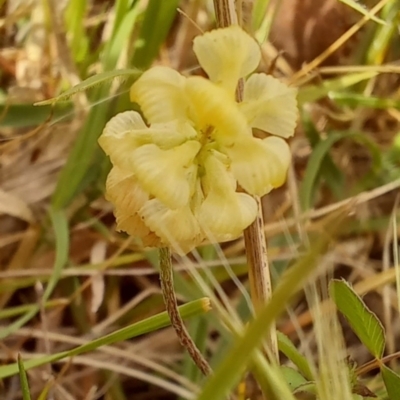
[99, 25, 297, 254]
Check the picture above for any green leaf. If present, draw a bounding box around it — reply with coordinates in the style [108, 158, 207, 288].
[330, 280, 385, 358]
[277, 331, 313, 381]
[280, 366, 308, 392]
[17, 354, 32, 400]
[34, 69, 141, 105]
[0, 298, 210, 379]
[381, 365, 400, 400]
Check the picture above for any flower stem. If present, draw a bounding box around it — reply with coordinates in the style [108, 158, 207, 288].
[159, 247, 212, 376]
[213, 0, 279, 362]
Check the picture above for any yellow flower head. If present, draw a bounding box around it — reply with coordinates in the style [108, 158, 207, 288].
[99, 25, 298, 254]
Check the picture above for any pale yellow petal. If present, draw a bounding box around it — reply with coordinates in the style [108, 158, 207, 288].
[105, 166, 149, 213]
[99, 113, 194, 170]
[198, 154, 257, 240]
[130, 66, 188, 123]
[139, 199, 202, 254]
[115, 210, 160, 247]
[193, 25, 260, 95]
[102, 110, 147, 138]
[261, 136, 292, 187]
[240, 74, 298, 138]
[185, 77, 250, 145]
[222, 136, 291, 196]
[131, 141, 201, 209]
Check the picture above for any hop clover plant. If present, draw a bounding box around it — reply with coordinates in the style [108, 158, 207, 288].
[98, 25, 298, 255]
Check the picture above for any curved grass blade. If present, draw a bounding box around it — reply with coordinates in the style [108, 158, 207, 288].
[302, 111, 344, 200]
[34, 69, 141, 106]
[300, 131, 382, 211]
[17, 354, 32, 400]
[366, 0, 399, 64]
[277, 332, 313, 381]
[330, 279, 385, 358]
[329, 92, 400, 109]
[0, 103, 73, 127]
[297, 71, 377, 105]
[0, 298, 210, 379]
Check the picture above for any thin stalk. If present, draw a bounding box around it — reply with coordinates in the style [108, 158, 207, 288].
[159, 247, 212, 376]
[213, 0, 279, 362]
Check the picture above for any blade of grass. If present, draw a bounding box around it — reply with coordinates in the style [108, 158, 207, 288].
[131, 0, 180, 69]
[297, 71, 378, 105]
[329, 92, 400, 109]
[64, 0, 88, 64]
[17, 354, 32, 400]
[0, 103, 73, 127]
[0, 298, 210, 379]
[299, 131, 382, 211]
[277, 332, 313, 381]
[35, 69, 141, 106]
[51, 0, 141, 209]
[301, 111, 344, 200]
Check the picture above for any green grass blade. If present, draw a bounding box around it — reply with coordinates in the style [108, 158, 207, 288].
[197, 213, 344, 400]
[300, 131, 382, 210]
[381, 365, 400, 400]
[366, 0, 399, 64]
[252, 0, 271, 32]
[330, 279, 385, 358]
[45, 208, 69, 298]
[0, 103, 73, 127]
[0, 298, 210, 379]
[51, 87, 110, 209]
[64, 0, 88, 64]
[131, 0, 180, 69]
[51, 0, 141, 209]
[298, 72, 377, 105]
[0, 299, 65, 320]
[302, 111, 344, 200]
[17, 354, 32, 400]
[329, 92, 400, 109]
[277, 332, 313, 381]
[35, 69, 141, 105]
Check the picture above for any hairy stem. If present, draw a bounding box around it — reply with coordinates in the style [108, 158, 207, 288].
[159, 247, 212, 376]
[213, 0, 279, 362]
